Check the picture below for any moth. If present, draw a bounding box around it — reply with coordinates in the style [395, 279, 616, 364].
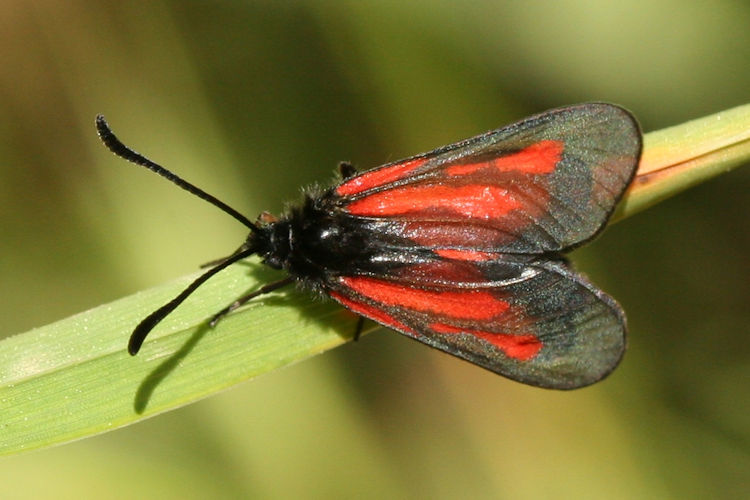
[97, 103, 641, 389]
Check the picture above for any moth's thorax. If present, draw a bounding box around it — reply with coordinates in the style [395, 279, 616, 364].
[257, 194, 421, 283]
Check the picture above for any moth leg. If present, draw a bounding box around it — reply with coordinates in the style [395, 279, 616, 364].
[209, 276, 295, 326]
[352, 316, 365, 341]
[339, 161, 358, 179]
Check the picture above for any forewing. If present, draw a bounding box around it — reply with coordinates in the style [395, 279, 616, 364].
[334, 103, 641, 254]
[328, 258, 625, 389]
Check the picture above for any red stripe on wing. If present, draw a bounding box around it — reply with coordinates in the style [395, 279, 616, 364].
[388, 259, 487, 285]
[433, 249, 497, 261]
[445, 140, 563, 176]
[341, 276, 509, 320]
[430, 322, 542, 361]
[401, 220, 532, 251]
[329, 291, 415, 334]
[336, 158, 428, 196]
[345, 184, 523, 219]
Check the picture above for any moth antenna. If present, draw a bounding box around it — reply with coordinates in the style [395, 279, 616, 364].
[128, 244, 258, 355]
[95, 115, 258, 232]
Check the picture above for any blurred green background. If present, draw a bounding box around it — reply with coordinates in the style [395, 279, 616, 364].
[1, 1, 748, 498]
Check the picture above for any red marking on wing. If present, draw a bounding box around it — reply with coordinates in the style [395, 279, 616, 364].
[445, 140, 563, 176]
[434, 249, 497, 261]
[430, 322, 542, 361]
[393, 260, 487, 284]
[341, 276, 509, 320]
[329, 291, 415, 334]
[345, 184, 522, 219]
[336, 158, 428, 196]
[402, 220, 525, 250]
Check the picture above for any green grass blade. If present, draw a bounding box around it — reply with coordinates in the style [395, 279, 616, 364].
[2, 105, 748, 455]
[0, 263, 362, 455]
[614, 103, 750, 221]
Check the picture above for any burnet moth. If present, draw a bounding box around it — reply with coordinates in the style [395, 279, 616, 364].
[96, 103, 641, 389]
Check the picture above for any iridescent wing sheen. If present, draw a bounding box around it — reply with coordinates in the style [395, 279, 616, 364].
[333, 103, 641, 255]
[328, 257, 625, 389]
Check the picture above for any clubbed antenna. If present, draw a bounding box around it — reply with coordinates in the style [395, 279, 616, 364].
[127, 244, 257, 355]
[95, 115, 258, 231]
[95, 115, 265, 354]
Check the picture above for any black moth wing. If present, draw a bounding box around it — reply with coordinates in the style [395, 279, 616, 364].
[327, 257, 626, 389]
[331, 103, 642, 255]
